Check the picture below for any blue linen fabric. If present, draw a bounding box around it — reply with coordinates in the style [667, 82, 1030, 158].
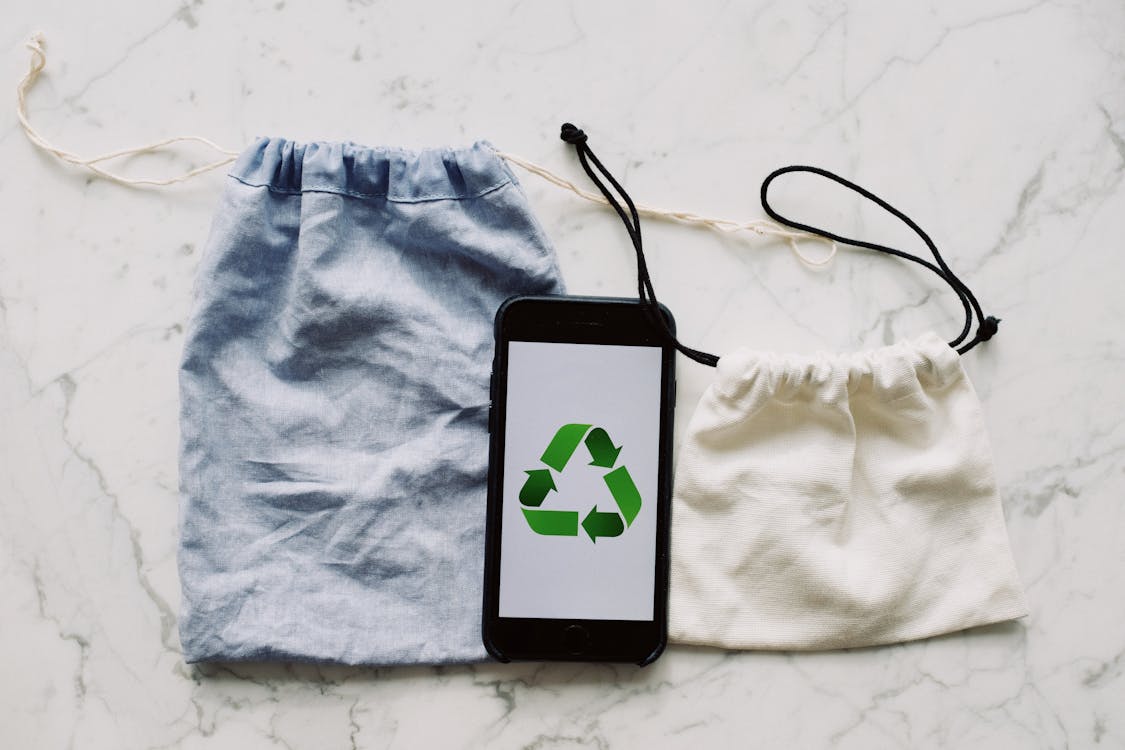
[178, 137, 564, 665]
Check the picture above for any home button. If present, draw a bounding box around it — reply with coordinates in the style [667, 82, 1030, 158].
[562, 624, 589, 655]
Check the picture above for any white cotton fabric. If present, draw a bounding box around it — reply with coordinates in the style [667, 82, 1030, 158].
[669, 332, 1027, 651]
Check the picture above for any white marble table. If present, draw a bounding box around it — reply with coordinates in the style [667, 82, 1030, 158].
[2, 1, 1123, 747]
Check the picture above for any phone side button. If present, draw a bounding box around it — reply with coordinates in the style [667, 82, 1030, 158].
[563, 624, 589, 656]
[487, 404, 493, 433]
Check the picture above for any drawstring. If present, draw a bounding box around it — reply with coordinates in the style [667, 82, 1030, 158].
[560, 123, 1000, 360]
[496, 149, 837, 267]
[761, 166, 1000, 354]
[559, 123, 721, 367]
[15, 32, 830, 268]
[17, 33, 238, 186]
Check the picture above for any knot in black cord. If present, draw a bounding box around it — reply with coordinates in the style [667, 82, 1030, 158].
[559, 123, 588, 145]
[977, 315, 1000, 342]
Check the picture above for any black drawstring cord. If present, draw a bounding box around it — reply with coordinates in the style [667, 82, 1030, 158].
[760, 166, 1000, 354]
[559, 123, 720, 367]
[558, 125, 1000, 360]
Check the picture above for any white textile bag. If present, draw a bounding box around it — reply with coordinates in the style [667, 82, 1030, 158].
[668, 334, 1028, 650]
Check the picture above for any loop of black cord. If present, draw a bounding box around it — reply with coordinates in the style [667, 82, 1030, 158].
[560, 123, 721, 367]
[558, 124, 999, 360]
[760, 166, 1000, 354]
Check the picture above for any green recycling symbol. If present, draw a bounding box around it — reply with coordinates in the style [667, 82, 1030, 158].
[518, 423, 642, 543]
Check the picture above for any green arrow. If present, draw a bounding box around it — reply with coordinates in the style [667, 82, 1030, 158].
[584, 427, 622, 468]
[581, 507, 624, 542]
[522, 508, 579, 536]
[539, 423, 591, 472]
[518, 469, 556, 507]
[603, 466, 642, 526]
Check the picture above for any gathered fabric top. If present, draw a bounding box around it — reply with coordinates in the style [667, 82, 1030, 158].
[230, 136, 514, 203]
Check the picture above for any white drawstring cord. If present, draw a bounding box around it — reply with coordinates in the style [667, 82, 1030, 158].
[16, 33, 238, 187]
[496, 150, 837, 267]
[15, 31, 836, 268]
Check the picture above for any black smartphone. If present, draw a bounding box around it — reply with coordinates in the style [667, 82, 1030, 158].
[482, 295, 676, 665]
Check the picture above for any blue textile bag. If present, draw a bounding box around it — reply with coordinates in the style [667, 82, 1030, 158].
[178, 137, 564, 665]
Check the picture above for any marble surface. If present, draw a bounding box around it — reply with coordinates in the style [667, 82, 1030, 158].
[2, 0, 1123, 747]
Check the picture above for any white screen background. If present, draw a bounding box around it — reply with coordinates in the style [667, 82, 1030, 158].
[498, 341, 662, 621]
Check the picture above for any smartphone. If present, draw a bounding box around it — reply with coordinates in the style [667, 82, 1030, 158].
[482, 295, 676, 665]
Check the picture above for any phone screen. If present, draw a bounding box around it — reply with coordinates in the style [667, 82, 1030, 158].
[498, 340, 663, 621]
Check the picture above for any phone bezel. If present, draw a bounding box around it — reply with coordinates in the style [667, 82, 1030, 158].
[482, 295, 676, 666]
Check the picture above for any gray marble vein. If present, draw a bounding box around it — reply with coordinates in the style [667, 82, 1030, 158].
[2, 0, 1124, 747]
